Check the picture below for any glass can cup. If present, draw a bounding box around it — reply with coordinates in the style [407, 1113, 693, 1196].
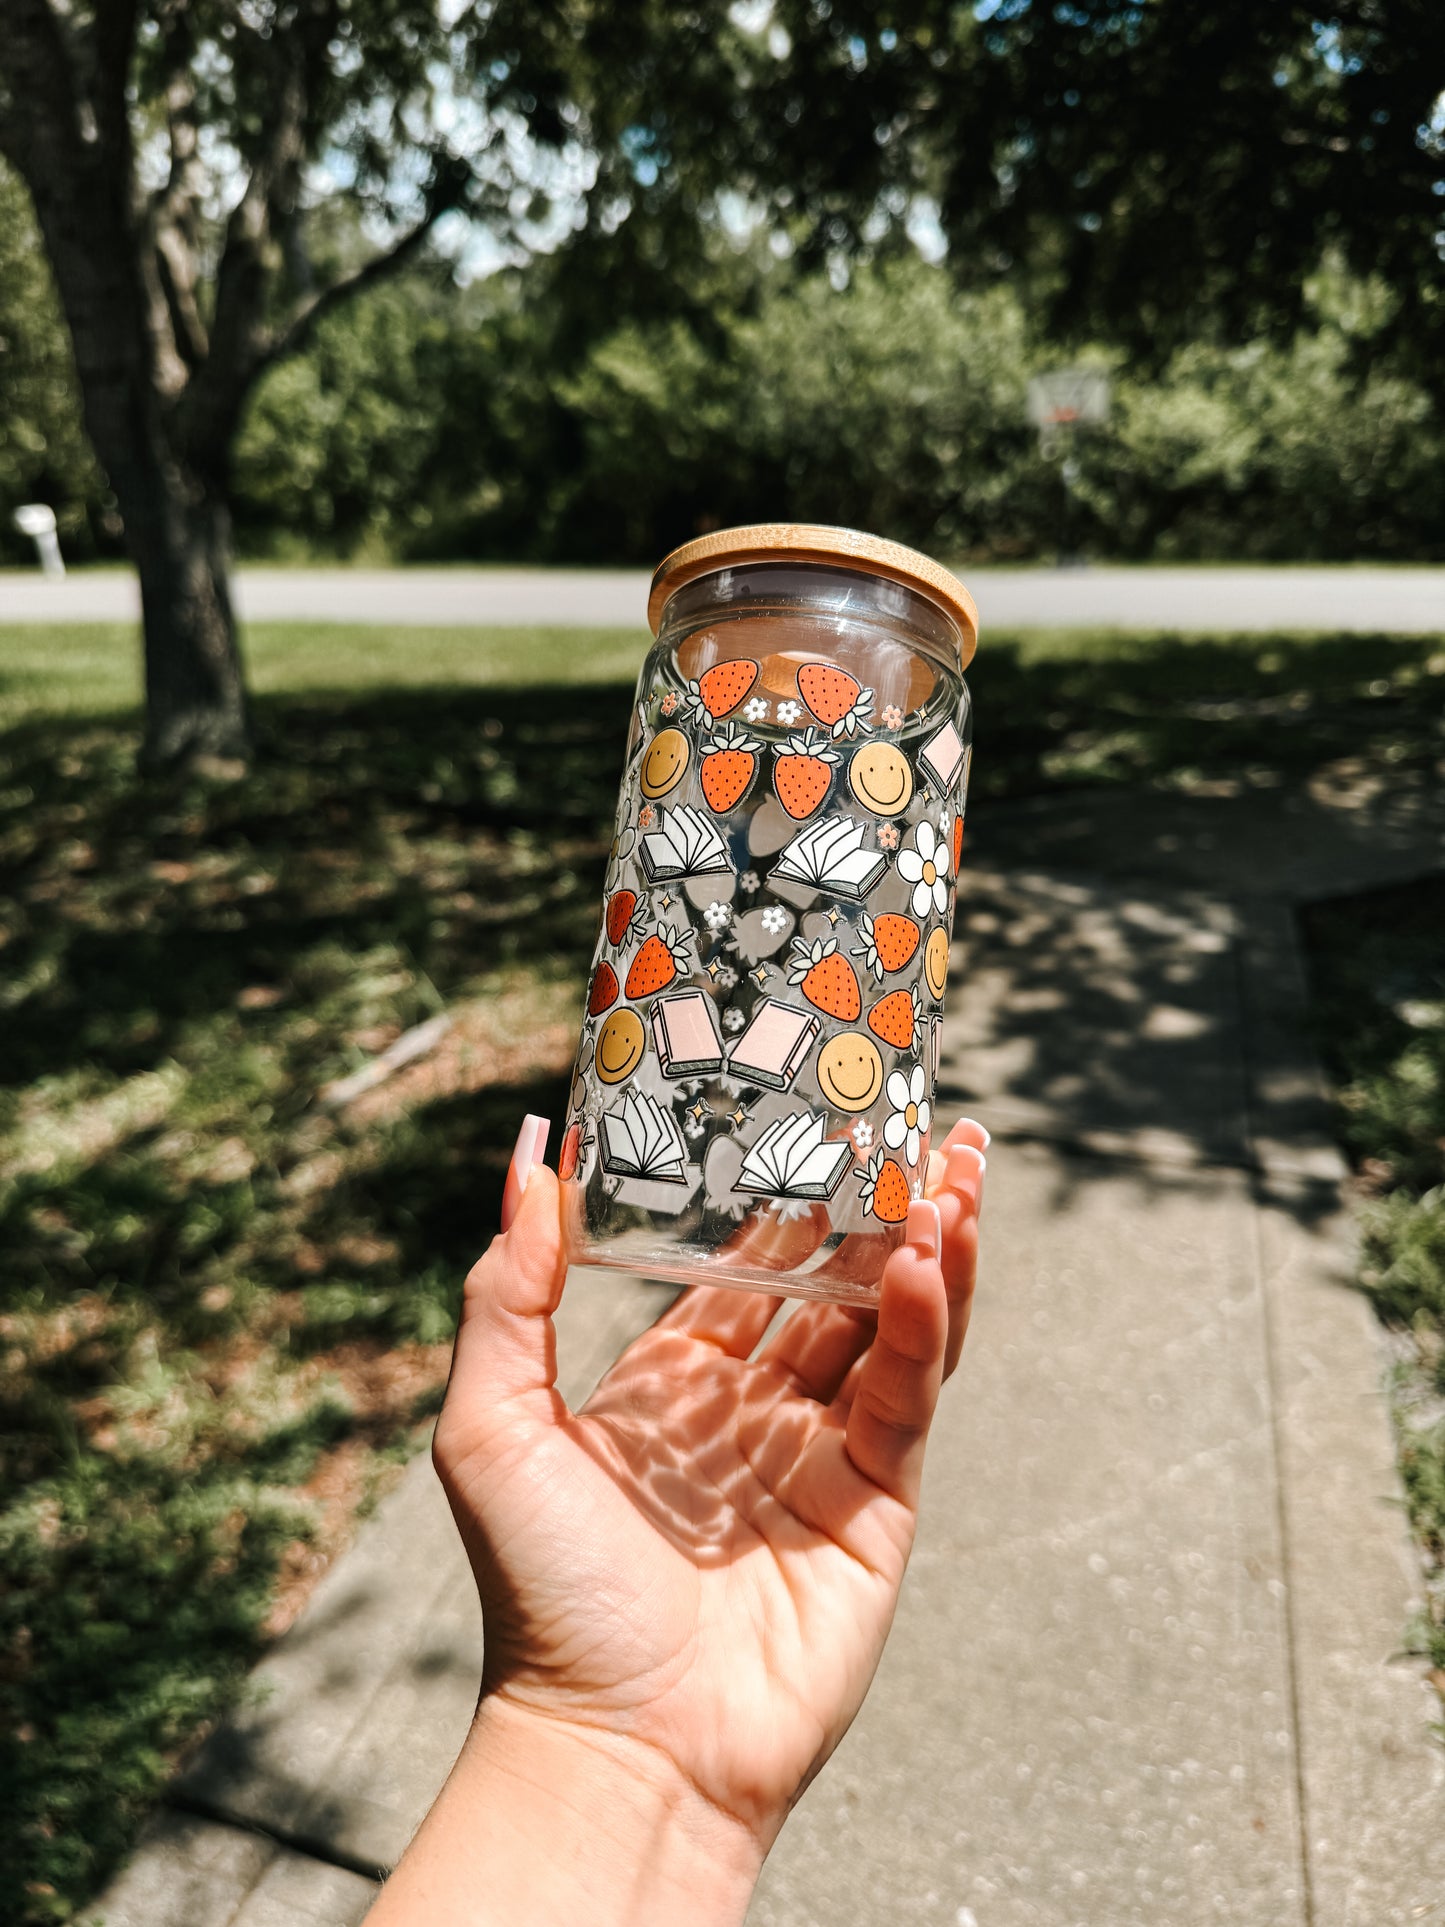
[560, 525, 978, 1307]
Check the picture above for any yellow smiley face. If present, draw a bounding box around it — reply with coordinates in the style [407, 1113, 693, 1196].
[816, 1032, 885, 1114]
[925, 926, 950, 1000]
[848, 742, 914, 817]
[640, 728, 690, 800]
[594, 1008, 646, 1084]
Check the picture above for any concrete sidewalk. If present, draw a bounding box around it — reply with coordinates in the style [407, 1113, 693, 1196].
[5, 563, 1445, 633]
[90, 781, 1445, 1927]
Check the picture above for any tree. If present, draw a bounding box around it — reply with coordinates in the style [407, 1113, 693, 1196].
[0, 1, 581, 766]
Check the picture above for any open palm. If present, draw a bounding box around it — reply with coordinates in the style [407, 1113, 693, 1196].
[432, 1126, 984, 1856]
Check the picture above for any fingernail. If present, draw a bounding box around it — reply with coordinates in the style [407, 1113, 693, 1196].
[943, 1116, 991, 1153]
[945, 1145, 986, 1215]
[501, 1114, 550, 1231]
[906, 1198, 942, 1262]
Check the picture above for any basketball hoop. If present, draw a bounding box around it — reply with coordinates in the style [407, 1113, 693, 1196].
[1026, 369, 1110, 459]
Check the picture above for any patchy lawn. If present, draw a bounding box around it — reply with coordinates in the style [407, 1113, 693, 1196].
[1303, 878, 1445, 1698]
[1, 617, 1442, 1921]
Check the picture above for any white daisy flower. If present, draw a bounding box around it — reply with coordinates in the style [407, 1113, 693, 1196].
[723, 1006, 746, 1032]
[898, 820, 950, 918]
[704, 900, 732, 933]
[760, 904, 789, 934]
[743, 697, 770, 723]
[739, 870, 760, 894]
[775, 699, 803, 727]
[883, 1064, 931, 1168]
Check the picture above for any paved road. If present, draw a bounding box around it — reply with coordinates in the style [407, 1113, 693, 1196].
[3, 564, 1443, 631]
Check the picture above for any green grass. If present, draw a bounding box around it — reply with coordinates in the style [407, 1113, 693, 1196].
[1303, 880, 1445, 1687]
[2, 616, 1443, 1920]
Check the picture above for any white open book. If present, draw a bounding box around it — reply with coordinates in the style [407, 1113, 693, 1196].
[734, 1109, 852, 1201]
[600, 1089, 688, 1182]
[769, 814, 886, 900]
[640, 806, 733, 883]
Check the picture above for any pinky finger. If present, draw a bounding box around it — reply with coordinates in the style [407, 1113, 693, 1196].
[843, 1201, 949, 1509]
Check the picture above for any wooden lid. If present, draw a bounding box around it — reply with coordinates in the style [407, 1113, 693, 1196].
[648, 523, 978, 667]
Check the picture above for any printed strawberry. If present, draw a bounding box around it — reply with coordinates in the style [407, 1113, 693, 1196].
[867, 985, 921, 1050]
[606, 888, 642, 947]
[588, 960, 620, 1016]
[858, 1148, 911, 1224]
[952, 812, 965, 874]
[699, 720, 761, 814]
[851, 912, 921, 981]
[797, 661, 875, 739]
[787, 935, 862, 1022]
[558, 1119, 589, 1181]
[690, 658, 760, 722]
[772, 728, 840, 820]
[624, 922, 693, 1000]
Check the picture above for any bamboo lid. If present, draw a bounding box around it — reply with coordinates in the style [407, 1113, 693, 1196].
[648, 523, 978, 667]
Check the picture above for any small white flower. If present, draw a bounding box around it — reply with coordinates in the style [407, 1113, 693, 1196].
[883, 1064, 932, 1168]
[739, 870, 760, 894]
[684, 1112, 706, 1139]
[851, 1118, 874, 1151]
[723, 1006, 746, 1032]
[744, 697, 769, 723]
[880, 703, 904, 731]
[760, 904, 788, 934]
[715, 964, 738, 990]
[897, 820, 950, 918]
[704, 900, 732, 933]
[775, 699, 803, 726]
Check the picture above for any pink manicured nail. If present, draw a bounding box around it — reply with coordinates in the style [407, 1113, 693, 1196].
[943, 1116, 991, 1153]
[945, 1143, 986, 1211]
[501, 1114, 551, 1231]
[906, 1198, 942, 1261]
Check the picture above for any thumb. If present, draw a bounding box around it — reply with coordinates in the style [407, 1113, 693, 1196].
[446, 1115, 569, 1418]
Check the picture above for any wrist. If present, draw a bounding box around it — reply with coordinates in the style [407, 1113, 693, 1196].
[374, 1692, 766, 1927]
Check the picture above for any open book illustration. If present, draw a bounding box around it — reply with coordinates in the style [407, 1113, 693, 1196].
[651, 990, 725, 1078]
[725, 999, 819, 1092]
[600, 1089, 688, 1182]
[734, 1109, 853, 1201]
[920, 719, 966, 793]
[640, 806, 733, 884]
[769, 814, 886, 900]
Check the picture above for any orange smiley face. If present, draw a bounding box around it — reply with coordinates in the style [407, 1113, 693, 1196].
[848, 742, 913, 817]
[816, 1032, 885, 1113]
[640, 728, 691, 800]
[594, 1008, 646, 1084]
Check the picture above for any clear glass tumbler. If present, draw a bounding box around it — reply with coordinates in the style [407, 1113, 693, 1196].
[560, 525, 977, 1306]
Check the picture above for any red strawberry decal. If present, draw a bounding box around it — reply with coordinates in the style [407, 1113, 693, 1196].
[787, 935, 861, 1022]
[606, 888, 642, 947]
[858, 1149, 911, 1224]
[624, 921, 693, 1000]
[699, 720, 761, 814]
[867, 985, 921, 1050]
[772, 728, 840, 820]
[952, 812, 964, 874]
[588, 960, 620, 1016]
[798, 661, 875, 739]
[691, 659, 760, 722]
[851, 913, 920, 981]
[558, 1120, 583, 1181]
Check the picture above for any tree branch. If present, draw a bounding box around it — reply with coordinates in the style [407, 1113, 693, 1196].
[260, 172, 467, 375]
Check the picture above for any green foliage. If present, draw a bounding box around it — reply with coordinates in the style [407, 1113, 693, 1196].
[232, 253, 1445, 566]
[0, 163, 106, 564]
[1304, 874, 1445, 1677]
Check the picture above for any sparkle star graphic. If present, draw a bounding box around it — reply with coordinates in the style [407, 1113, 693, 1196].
[659, 892, 674, 912]
[729, 1104, 752, 1130]
[688, 1100, 709, 1126]
[706, 959, 722, 981]
[825, 906, 841, 926]
[750, 965, 769, 989]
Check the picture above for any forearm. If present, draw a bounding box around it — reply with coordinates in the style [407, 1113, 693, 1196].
[367, 1695, 765, 1927]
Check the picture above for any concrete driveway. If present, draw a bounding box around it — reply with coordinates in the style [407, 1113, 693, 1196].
[2, 564, 1443, 631]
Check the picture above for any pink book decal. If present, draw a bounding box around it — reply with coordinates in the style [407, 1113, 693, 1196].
[651, 990, 726, 1078]
[920, 719, 966, 793]
[725, 999, 820, 1092]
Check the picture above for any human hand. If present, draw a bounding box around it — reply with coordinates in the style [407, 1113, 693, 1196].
[373, 1113, 985, 1926]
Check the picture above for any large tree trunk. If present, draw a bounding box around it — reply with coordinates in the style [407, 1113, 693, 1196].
[120, 453, 249, 770]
